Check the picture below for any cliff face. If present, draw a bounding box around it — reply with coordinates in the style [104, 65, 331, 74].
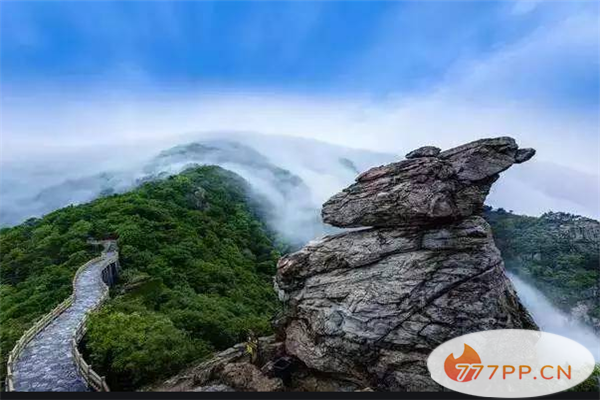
[154, 137, 539, 392]
[275, 137, 538, 391]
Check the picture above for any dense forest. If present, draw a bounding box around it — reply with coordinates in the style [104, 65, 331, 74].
[0, 166, 280, 390]
[484, 207, 600, 325]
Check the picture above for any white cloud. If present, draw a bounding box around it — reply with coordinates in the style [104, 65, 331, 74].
[1, 0, 597, 220]
[438, 4, 599, 109]
[510, 0, 542, 16]
[2, 86, 597, 218]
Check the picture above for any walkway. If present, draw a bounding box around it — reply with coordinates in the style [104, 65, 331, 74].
[12, 251, 116, 391]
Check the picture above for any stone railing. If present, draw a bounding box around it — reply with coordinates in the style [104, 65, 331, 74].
[5, 295, 75, 391]
[71, 253, 118, 392]
[5, 247, 119, 392]
[72, 315, 109, 391]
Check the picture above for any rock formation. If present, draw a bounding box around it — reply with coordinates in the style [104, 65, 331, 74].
[275, 136, 537, 391]
[154, 136, 538, 392]
[321, 137, 535, 228]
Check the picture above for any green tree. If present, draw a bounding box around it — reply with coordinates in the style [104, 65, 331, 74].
[0, 166, 281, 390]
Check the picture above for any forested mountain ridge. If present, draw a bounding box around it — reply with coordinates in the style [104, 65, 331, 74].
[485, 207, 600, 330]
[0, 166, 280, 390]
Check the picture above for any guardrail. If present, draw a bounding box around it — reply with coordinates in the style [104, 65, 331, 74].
[5, 295, 75, 391]
[5, 248, 119, 392]
[72, 314, 109, 391]
[71, 254, 116, 392]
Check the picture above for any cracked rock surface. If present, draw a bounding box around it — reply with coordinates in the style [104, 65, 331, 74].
[275, 137, 538, 391]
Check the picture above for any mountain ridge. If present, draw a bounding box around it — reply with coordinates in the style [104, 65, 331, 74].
[485, 207, 600, 331]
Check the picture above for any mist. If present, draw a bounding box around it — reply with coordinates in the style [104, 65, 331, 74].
[509, 273, 600, 362]
[1, 124, 599, 242]
[2, 0, 598, 223]
[2, 88, 599, 228]
[0, 131, 397, 246]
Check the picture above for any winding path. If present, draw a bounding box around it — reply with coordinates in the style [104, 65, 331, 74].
[12, 250, 117, 392]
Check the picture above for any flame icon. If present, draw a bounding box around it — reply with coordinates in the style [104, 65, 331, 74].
[444, 344, 482, 382]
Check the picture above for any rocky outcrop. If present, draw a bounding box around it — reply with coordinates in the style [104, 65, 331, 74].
[151, 336, 285, 392]
[154, 137, 538, 392]
[322, 137, 535, 228]
[275, 137, 537, 391]
[405, 146, 441, 159]
[539, 212, 600, 247]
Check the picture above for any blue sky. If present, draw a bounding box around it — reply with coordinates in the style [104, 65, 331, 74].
[2, 1, 598, 108]
[0, 1, 599, 218]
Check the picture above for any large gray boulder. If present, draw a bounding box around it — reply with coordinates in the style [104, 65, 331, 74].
[275, 137, 537, 391]
[154, 137, 539, 393]
[322, 137, 535, 228]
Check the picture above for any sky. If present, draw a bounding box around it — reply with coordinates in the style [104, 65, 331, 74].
[0, 0, 599, 218]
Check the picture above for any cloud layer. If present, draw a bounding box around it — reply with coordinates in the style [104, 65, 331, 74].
[1, 1, 598, 219]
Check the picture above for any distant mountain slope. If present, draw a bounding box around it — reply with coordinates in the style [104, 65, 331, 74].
[0, 133, 395, 246]
[0, 166, 280, 390]
[484, 207, 600, 331]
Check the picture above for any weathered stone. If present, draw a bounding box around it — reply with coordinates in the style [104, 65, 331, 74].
[275, 136, 538, 391]
[275, 216, 536, 390]
[515, 148, 536, 164]
[193, 384, 235, 392]
[405, 146, 441, 159]
[156, 136, 539, 393]
[151, 336, 284, 392]
[221, 363, 284, 392]
[187, 186, 209, 210]
[322, 137, 533, 228]
[291, 372, 363, 392]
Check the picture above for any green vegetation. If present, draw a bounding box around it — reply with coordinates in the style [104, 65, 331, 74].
[571, 365, 600, 392]
[2, 170, 597, 392]
[0, 166, 280, 390]
[484, 207, 600, 321]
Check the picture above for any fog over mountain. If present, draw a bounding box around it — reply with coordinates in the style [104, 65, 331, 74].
[509, 273, 600, 361]
[3, 3, 597, 225]
[1, 1, 598, 392]
[0, 132, 395, 246]
[1, 131, 598, 247]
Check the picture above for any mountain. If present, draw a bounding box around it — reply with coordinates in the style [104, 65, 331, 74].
[274, 138, 537, 391]
[154, 138, 599, 393]
[0, 166, 281, 390]
[484, 207, 600, 331]
[3, 134, 599, 392]
[0, 133, 395, 247]
[3, 133, 598, 333]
